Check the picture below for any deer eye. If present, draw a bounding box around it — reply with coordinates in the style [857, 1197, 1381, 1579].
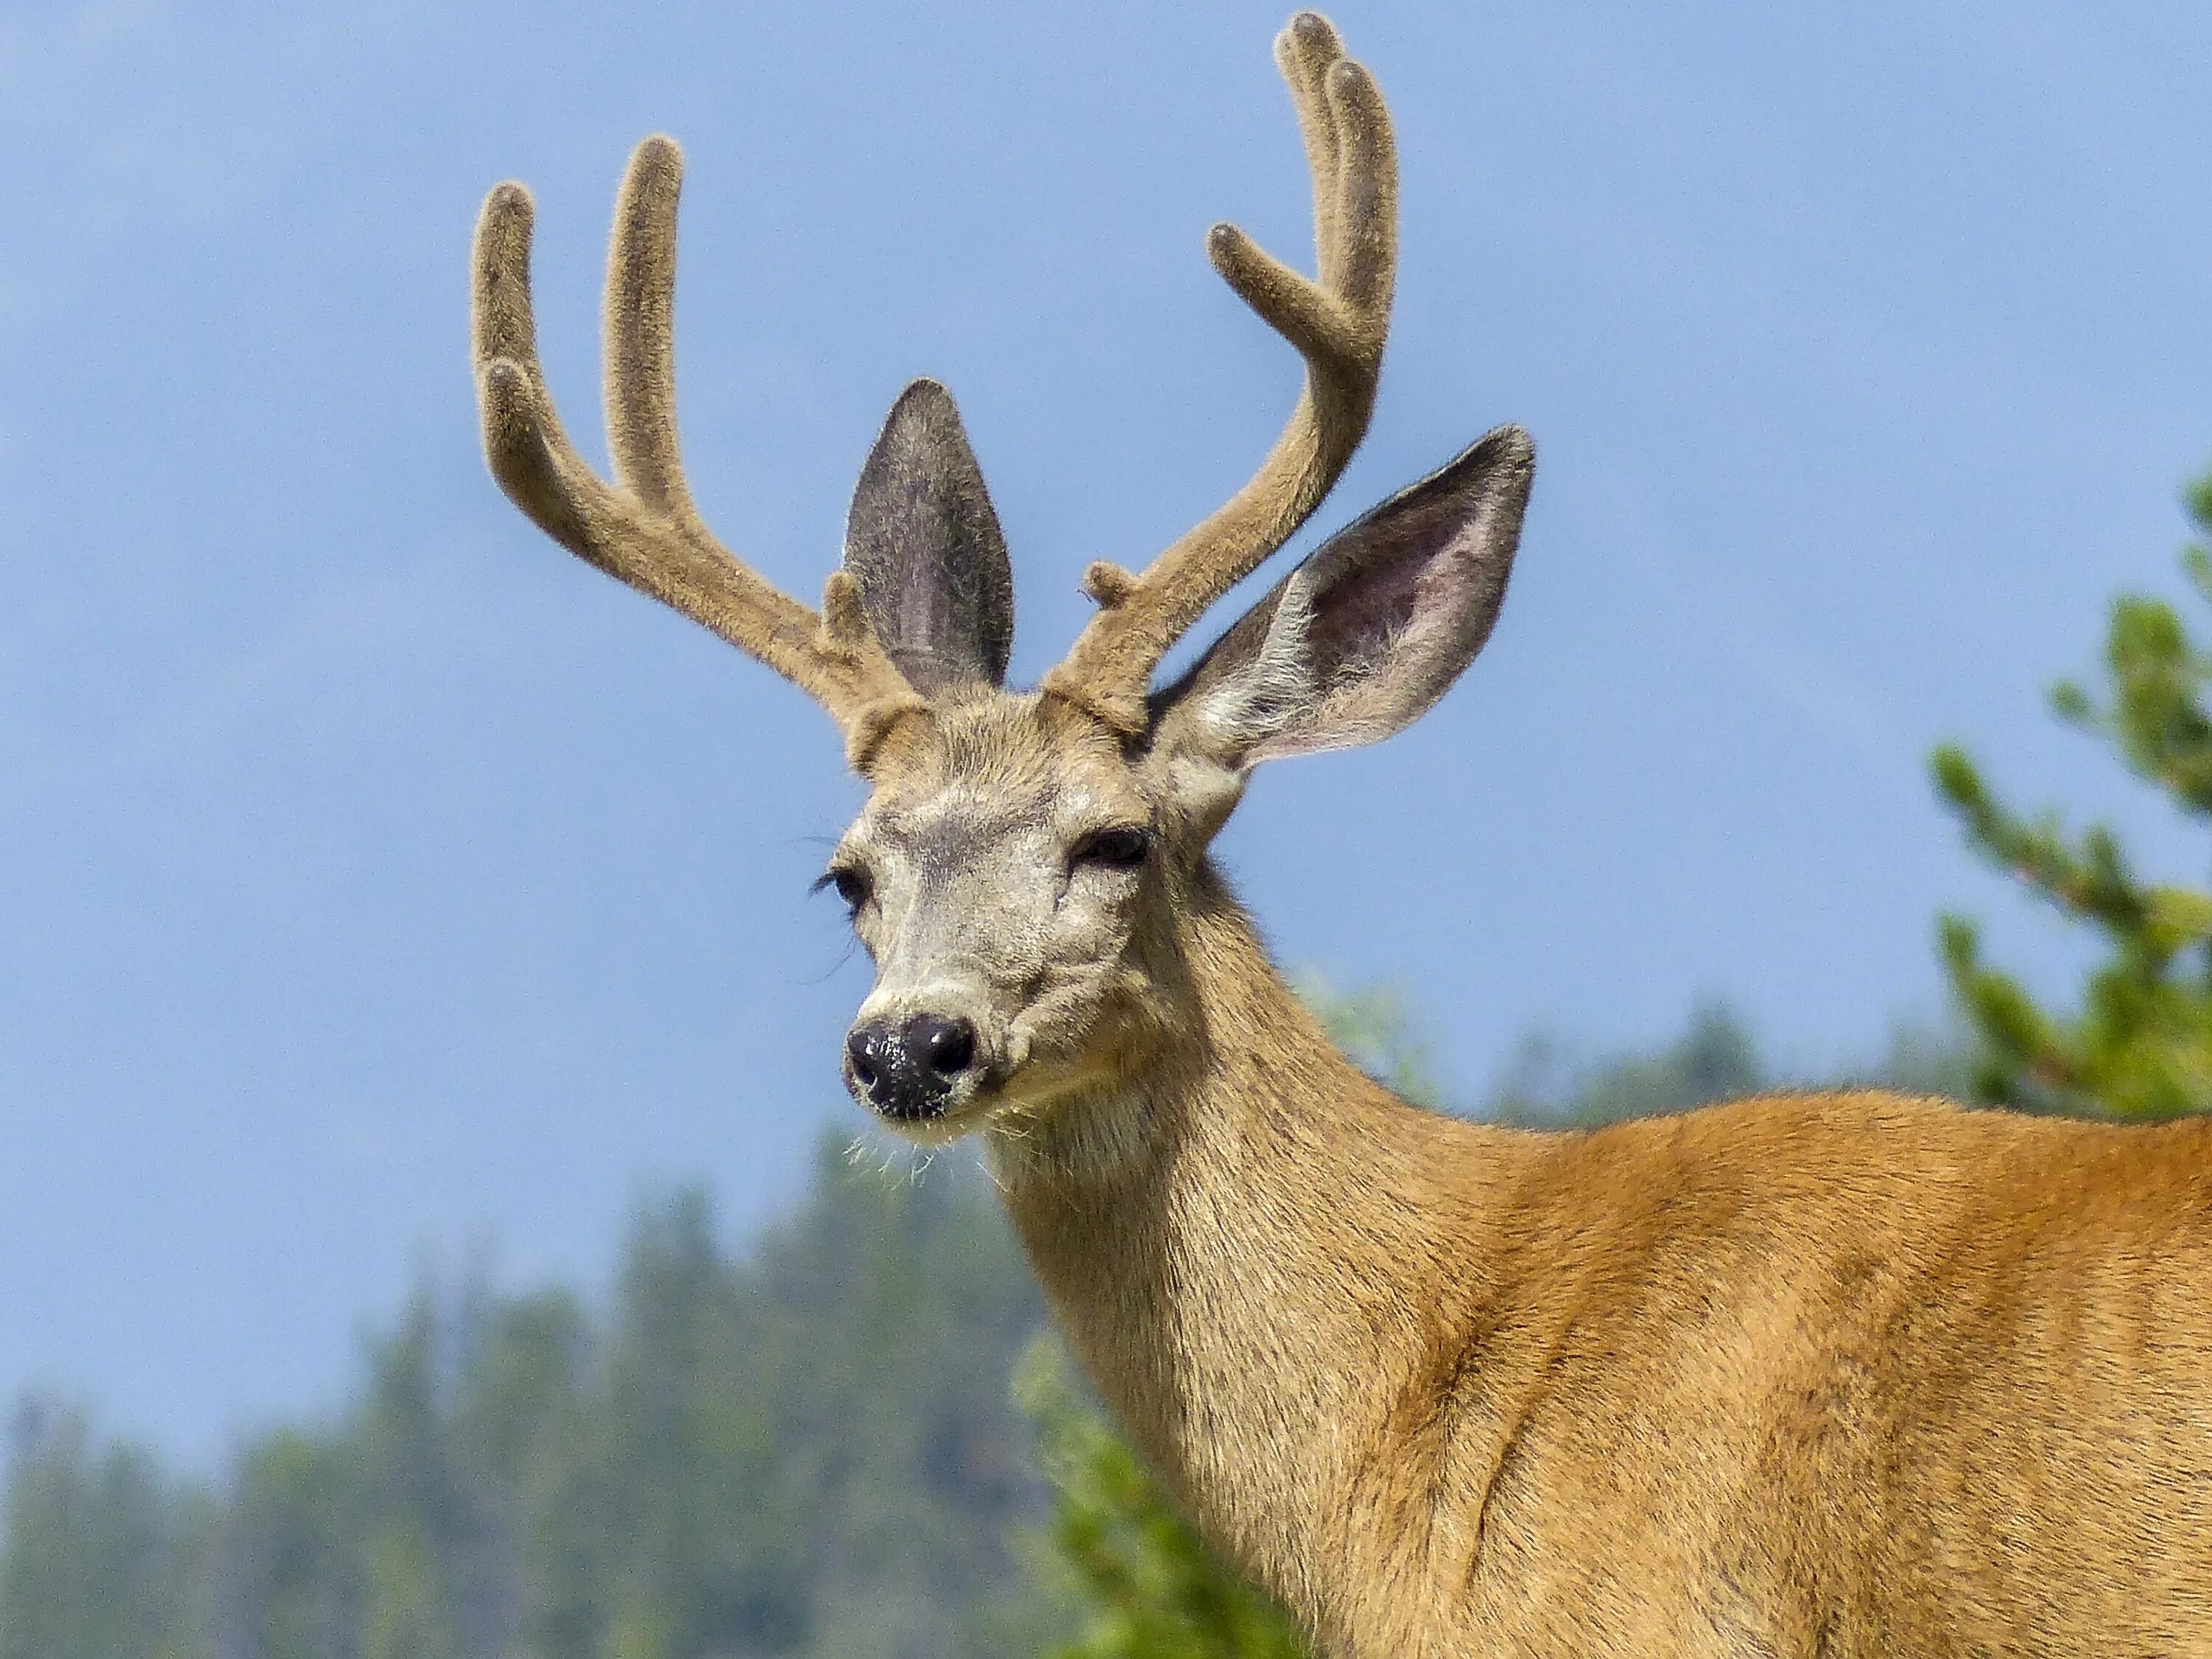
[813, 863, 872, 916]
[1071, 825, 1152, 870]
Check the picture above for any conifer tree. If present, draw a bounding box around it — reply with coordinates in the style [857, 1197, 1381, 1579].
[1933, 464, 2212, 1117]
[0, 1398, 210, 1659]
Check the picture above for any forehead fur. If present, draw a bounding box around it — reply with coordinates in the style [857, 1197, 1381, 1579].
[864, 690, 1138, 813]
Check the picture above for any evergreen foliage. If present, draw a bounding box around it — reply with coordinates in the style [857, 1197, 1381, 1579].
[0, 1399, 213, 1659]
[1933, 464, 2212, 1117]
[4, 1144, 1055, 1659]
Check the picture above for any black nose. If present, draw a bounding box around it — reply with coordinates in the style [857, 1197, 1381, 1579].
[908, 1014, 975, 1077]
[844, 1013, 979, 1120]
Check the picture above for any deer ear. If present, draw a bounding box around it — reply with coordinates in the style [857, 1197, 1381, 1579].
[843, 380, 1015, 695]
[1154, 425, 1532, 765]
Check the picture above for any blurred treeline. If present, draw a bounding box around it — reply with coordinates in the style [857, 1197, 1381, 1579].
[0, 1006, 1959, 1659]
[8, 470, 2212, 1658]
[3, 1142, 1051, 1659]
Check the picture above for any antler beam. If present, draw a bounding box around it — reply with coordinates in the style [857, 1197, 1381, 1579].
[471, 139, 924, 759]
[1040, 12, 1399, 734]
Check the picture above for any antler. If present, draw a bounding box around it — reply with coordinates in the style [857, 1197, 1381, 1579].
[1040, 12, 1398, 734]
[473, 138, 925, 762]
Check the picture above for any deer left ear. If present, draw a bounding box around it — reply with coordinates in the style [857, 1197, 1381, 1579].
[844, 380, 1015, 695]
[1153, 424, 1534, 767]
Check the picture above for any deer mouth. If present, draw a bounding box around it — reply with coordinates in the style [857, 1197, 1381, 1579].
[860, 1076, 1012, 1145]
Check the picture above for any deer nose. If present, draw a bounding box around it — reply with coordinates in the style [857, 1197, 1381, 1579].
[909, 1013, 975, 1077]
[844, 1013, 979, 1120]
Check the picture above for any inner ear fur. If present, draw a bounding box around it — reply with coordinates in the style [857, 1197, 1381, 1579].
[843, 380, 1015, 696]
[1152, 423, 1534, 767]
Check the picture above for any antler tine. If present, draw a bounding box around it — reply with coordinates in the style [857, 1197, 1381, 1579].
[1040, 11, 1399, 734]
[602, 136, 693, 518]
[471, 141, 923, 762]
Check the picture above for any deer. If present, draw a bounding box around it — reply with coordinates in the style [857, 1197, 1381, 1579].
[468, 13, 2212, 1657]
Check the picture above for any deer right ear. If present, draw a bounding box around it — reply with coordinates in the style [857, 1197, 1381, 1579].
[1152, 424, 1534, 771]
[843, 380, 1015, 695]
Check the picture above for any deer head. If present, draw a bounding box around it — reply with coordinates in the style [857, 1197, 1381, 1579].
[471, 13, 1532, 1147]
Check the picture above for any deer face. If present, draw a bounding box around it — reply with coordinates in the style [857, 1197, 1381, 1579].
[469, 15, 1532, 1146]
[820, 390, 1531, 1138]
[825, 695, 1170, 1133]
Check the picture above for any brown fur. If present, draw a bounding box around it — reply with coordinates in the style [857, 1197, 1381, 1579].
[1006, 875, 2212, 1655]
[854, 700, 2212, 1657]
[469, 14, 2212, 1653]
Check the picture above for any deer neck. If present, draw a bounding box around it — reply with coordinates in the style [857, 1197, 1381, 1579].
[993, 865, 1531, 1618]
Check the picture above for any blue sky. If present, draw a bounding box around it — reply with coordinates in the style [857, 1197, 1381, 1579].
[3, 0, 2209, 1461]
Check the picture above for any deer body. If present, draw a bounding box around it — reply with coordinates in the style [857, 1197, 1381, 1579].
[1004, 872, 2212, 1655]
[467, 13, 2212, 1654]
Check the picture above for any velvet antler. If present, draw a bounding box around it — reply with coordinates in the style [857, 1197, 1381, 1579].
[472, 138, 925, 765]
[1040, 12, 1399, 734]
